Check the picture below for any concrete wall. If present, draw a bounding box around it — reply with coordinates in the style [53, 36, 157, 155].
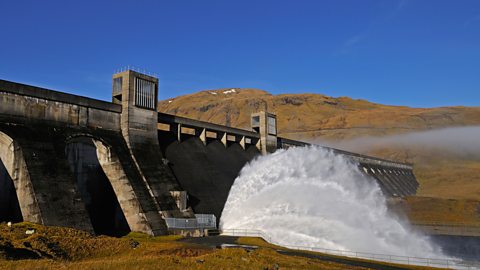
[0, 80, 121, 131]
[158, 131, 260, 221]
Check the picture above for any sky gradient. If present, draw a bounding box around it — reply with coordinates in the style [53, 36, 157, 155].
[1, 0, 479, 107]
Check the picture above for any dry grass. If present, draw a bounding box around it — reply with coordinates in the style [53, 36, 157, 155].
[0, 223, 444, 270]
[394, 196, 480, 226]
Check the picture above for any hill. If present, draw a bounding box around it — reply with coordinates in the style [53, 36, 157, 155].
[158, 88, 480, 201]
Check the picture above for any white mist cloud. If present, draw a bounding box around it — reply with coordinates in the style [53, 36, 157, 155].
[315, 126, 480, 156]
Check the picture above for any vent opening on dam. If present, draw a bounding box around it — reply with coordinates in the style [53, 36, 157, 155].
[65, 137, 130, 237]
[0, 160, 23, 223]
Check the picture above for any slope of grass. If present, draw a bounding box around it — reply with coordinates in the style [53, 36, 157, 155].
[0, 222, 446, 270]
[397, 196, 480, 226]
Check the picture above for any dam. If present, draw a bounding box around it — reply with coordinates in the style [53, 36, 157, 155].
[0, 70, 418, 236]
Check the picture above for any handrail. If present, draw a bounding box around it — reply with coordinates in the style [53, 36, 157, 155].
[165, 214, 217, 230]
[221, 228, 479, 269]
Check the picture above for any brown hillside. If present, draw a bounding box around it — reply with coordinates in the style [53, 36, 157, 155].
[158, 88, 480, 200]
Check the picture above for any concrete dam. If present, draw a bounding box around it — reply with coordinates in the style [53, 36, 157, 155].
[0, 70, 418, 237]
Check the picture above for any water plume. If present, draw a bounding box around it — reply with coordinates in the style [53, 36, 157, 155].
[221, 146, 446, 258]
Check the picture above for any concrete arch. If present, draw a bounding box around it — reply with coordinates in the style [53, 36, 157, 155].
[65, 133, 112, 150]
[0, 131, 42, 223]
[65, 135, 129, 236]
[65, 133, 157, 236]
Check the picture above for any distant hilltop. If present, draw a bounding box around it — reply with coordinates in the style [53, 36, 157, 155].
[158, 88, 480, 141]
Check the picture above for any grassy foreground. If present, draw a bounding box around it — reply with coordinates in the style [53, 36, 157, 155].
[0, 222, 445, 270]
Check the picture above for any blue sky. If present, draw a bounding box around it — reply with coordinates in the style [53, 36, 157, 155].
[0, 0, 479, 107]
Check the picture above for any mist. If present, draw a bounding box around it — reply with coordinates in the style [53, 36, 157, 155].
[313, 126, 480, 156]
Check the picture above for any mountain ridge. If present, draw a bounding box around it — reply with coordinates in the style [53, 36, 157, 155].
[158, 88, 480, 139]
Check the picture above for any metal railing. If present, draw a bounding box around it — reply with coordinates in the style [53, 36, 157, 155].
[195, 214, 217, 228]
[221, 228, 480, 269]
[165, 214, 216, 230]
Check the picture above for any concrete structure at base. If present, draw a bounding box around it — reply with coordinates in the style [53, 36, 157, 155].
[0, 70, 419, 236]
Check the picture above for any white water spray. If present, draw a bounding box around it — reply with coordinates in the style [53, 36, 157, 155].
[221, 146, 446, 258]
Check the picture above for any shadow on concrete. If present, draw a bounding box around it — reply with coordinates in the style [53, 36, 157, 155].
[65, 137, 130, 237]
[0, 160, 22, 223]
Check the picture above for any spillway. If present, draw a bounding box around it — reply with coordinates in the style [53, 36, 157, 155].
[221, 146, 447, 259]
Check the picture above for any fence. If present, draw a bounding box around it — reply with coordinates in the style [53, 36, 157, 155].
[221, 228, 480, 270]
[164, 214, 216, 229]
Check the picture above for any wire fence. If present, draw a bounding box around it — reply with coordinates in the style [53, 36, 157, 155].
[221, 228, 480, 270]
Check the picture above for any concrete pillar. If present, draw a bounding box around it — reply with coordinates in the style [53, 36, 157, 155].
[170, 123, 181, 142]
[112, 70, 194, 224]
[94, 139, 163, 235]
[236, 135, 246, 150]
[196, 128, 206, 145]
[251, 111, 278, 154]
[0, 132, 42, 224]
[219, 132, 227, 147]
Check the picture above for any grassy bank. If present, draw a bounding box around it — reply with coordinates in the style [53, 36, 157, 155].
[0, 222, 446, 270]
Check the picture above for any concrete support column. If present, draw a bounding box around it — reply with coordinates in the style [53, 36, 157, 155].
[170, 123, 181, 142]
[0, 132, 42, 224]
[251, 111, 278, 154]
[94, 139, 163, 235]
[235, 135, 246, 150]
[219, 132, 227, 147]
[112, 70, 194, 225]
[196, 128, 206, 145]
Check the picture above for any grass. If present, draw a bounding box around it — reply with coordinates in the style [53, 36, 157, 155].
[0, 222, 446, 270]
[395, 196, 480, 226]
